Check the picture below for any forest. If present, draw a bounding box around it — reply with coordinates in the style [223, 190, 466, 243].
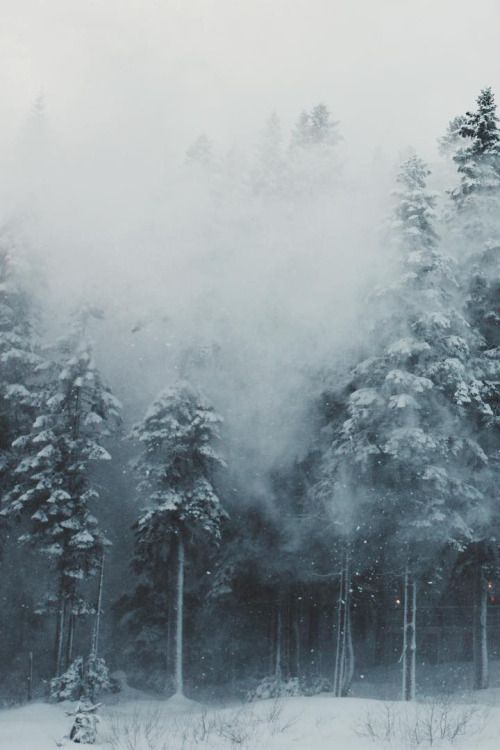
[1, 83, 500, 724]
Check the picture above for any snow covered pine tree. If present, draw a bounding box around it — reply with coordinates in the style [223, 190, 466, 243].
[0, 231, 40, 511]
[2, 309, 121, 680]
[131, 381, 227, 698]
[448, 87, 500, 689]
[317, 154, 493, 699]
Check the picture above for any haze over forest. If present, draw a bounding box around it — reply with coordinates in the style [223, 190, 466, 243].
[3, 5, 500, 747]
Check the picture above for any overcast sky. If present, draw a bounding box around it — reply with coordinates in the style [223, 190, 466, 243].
[1, 0, 500, 160]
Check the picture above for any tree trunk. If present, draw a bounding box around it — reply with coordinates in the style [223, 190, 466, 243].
[91, 551, 105, 659]
[174, 535, 185, 696]
[473, 564, 488, 690]
[334, 547, 354, 697]
[27, 651, 33, 702]
[333, 569, 343, 696]
[275, 606, 282, 682]
[294, 597, 301, 679]
[54, 579, 66, 678]
[343, 601, 355, 696]
[402, 566, 417, 701]
[65, 606, 75, 670]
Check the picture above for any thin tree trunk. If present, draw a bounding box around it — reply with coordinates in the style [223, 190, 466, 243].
[334, 548, 354, 697]
[294, 598, 301, 679]
[174, 535, 185, 696]
[166, 596, 172, 683]
[275, 606, 282, 682]
[410, 576, 417, 701]
[402, 565, 417, 701]
[27, 652, 33, 702]
[343, 600, 355, 696]
[402, 568, 408, 701]
[473, 564, 489, 690]
[54, 578, 66, 678]
[91, 551, 105, 659]
[65, 606, 75, 669]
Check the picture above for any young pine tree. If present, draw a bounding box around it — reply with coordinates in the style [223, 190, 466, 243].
[3, 310, 121, 678]
[131, 382, 227, 698]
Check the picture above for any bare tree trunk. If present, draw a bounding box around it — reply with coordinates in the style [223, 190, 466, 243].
[334, 547, 354, 697]
[275, 606, 282, 682]
[402, 568, 408, 701]
[402, 565, 417, 701]
[65, 605, 75, 670]
[333, 567, 343, 697]
[174, 535, 185, 696]
[410, 576, 417, 701]
[473, 564, 488, 690]
[343, 599, 355, 696]
[91, 550, 105, 659]
[54, 578, 66, 678]
[294, 598, 301, 679]
[27, 652, 33, 702]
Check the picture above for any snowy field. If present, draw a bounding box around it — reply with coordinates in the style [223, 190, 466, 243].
[1, 692, 500, 750]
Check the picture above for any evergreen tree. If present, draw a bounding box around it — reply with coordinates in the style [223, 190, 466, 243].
[0, 231, 40, 498]
[289, 103, 341, 194]
[2, 309, 121, 677]
[131, 382, 227, 697]
[316, 155, 492, 698]
[438, 114, 467, 158]
[252, 113, 287, 195]
[291, 104, 340, 150]
[451, 87, 500, 222]
[446, 88, 500, 688]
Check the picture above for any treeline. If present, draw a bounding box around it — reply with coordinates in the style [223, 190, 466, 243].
[1, 88, 500, 705]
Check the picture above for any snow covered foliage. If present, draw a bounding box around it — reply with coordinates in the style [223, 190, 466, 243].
[0, 231, 40, 501]
[68, 701, 100, 744]
[50, 655, 113, 702]
[2, 308, 121, 674]
[4, 310, 120, 568]
[318, 155, 490, 563]
[131, 381, 227, 567]
[452, 88, 500, 210]
[129, 381, 227, 694]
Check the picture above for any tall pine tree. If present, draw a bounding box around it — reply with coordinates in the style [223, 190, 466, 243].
[131, 382, 227, 697]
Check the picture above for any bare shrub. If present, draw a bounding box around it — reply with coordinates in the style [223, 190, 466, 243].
[356, 696, 488, 748]
[106, 707, 170, 750]
[104, 699, 296, 750]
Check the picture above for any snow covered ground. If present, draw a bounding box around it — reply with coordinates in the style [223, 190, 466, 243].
[1, 691, 500, 750]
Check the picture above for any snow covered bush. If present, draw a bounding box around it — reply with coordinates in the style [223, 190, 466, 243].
[50, 655, 113, 702]
[248, 675, 301, 701]
[51, 657, 85, 701]
[68, 701, 100, 744]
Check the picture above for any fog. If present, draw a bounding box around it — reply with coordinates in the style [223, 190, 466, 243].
[1, 0, 498, 493]
[2, 0, 500, 713]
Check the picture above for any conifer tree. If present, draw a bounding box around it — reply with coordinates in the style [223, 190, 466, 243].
[2, 309, 121, 677]
[252, 113, 287, 195]
[0, 231, 40, 498]
[289, 103, 341, 194]
[131, 382, 227, 697]
[316, 155, 492, 699]
[446, 88, 500, 688]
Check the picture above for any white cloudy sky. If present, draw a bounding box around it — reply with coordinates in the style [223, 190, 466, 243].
[1, 0, 499, 158]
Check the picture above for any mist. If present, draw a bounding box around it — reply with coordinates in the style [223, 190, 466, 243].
[3, 2, 500, 745]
